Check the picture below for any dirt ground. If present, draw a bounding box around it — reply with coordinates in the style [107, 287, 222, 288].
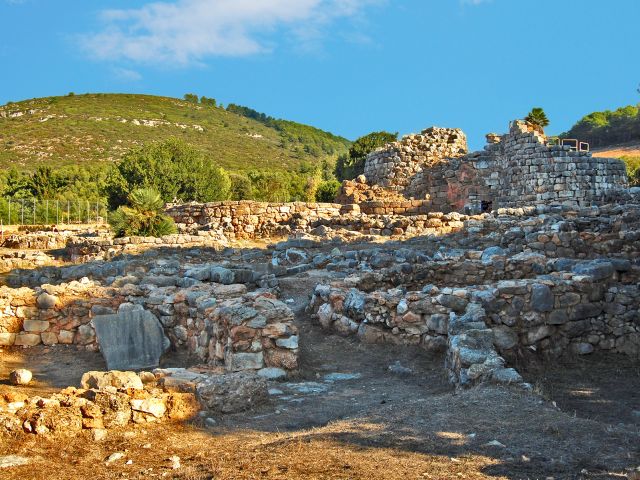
[1, 276, 639, 479]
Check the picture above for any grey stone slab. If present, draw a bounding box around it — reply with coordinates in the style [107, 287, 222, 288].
[93, 310, 169, 371]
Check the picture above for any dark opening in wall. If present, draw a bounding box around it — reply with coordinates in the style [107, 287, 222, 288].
[481, 200, 493, 212]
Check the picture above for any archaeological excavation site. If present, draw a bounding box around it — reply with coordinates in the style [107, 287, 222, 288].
[1, 119, 639, 479]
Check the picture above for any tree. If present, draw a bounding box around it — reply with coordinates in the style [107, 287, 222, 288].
[525, 107, 550, 132]
[335, 131, 398, 181]
[104, 138, 231, 208]
[183, 93, 199, 103]
[109, 187, 177, 237]
[229, 174, 253, 200]
[315, 179, 341, 202]
[28, 166, 68, 198]
[200, 96, 217, 107]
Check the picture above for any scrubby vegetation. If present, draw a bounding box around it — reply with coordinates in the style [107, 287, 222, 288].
[109, 187, 177, 237]
[563, 104, 640, 148]
[0, 93, 350, 173]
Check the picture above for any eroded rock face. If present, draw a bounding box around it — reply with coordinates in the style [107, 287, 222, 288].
[92, 310, 170, 370]
[196, 372, 269, 414]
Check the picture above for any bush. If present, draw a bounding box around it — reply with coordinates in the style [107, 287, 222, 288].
[229, 174, 253, 200]
[315, 180, 341, 202]
[109, 187, 177, 237]
[105, 138, 231, 208]
[622, 156, 640, 186]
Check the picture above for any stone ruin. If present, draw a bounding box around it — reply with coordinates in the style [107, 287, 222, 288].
[341, 119, 628, 213]
[1, 117, 639, 440]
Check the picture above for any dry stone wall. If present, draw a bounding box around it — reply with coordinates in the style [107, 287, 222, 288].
[0, 281, 298, 376]
[358, 120, 628, 212]
[363, 127, 468, 191]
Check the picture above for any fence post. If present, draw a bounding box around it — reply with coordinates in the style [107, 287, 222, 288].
[56, 200, 59, 225]
[8, 200, 11, 226]
[33, 198, 36, 225]
[21, 199, 24, 225]
[46, 199, 49, 225]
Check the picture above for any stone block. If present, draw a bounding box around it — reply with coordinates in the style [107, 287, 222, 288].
[93, 309, 170, 370]
[23, 320, 49, 333]
[14, 333, 41, 346]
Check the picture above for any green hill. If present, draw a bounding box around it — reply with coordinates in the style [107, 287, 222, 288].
[562, 104, 640, 149]
[0, 93, 350, 172]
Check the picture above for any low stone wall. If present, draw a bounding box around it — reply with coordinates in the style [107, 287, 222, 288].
[166, 201, 345, 238]
[307, 263, 640, 386]
[0, 281, 298, 376]
[66, 233, 227, 262]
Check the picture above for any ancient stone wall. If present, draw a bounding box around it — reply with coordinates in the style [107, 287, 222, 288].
[308, 262, 640, 386]
[0, 282, 298, 375]
[358, 120, 628, 212]
[363, 128, 468, 191]
[166, 201, 345, 238]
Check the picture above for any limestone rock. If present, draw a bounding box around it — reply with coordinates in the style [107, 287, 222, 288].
[196, 372, 268, 414]
[80, 371, 144, 390]
[9, 369, 32, 385]
[92, 309, 169, 370]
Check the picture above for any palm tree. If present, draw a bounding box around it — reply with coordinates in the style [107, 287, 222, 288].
[525, 107, 550, 133]
[109, 187, 177, 237]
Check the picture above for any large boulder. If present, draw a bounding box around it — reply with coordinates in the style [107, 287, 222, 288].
[92, 309, 170, 370]
[195, 372, 268, 414]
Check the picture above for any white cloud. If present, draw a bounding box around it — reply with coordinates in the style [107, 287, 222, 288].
[112, 67, 143, 82]
[82, 0, 379, 66]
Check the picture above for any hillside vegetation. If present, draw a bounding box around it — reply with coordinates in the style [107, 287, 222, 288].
[0, 93, 350, 172]
[563, 103, 640, 184]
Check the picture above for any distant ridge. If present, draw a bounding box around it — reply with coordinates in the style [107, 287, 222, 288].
[0, 93, 350, 172]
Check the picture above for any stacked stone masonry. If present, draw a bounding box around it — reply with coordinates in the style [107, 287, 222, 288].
[357, 120, 628, 212]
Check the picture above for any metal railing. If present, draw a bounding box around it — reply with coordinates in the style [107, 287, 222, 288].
[0, 198, 108, 226]
[547, 137, 590, 152]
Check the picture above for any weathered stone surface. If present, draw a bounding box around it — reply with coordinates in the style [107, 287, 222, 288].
[92, 310, 170, 370]
[9, 369, 32, 385]
[196, 372, 269, 414]
[80, 371, 144, 390]
[530, 284, 553, 312]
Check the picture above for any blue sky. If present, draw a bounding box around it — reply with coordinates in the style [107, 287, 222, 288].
[1, 0, 639, 149]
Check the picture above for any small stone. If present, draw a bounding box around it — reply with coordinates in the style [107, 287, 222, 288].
[92, 429, 108, 442]
[484, 440, 506, 448]
[9, 369, 33, 385]
[169, 455, 181, 469]
[105, 452, 125, 464]
[0, 456, 30, 468]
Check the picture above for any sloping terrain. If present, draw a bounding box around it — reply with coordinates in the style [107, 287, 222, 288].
[0, 94, 350, 172]
[592, 141, 640, 158]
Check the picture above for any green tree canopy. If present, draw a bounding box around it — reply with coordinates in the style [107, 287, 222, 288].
[105, 138, 231, 208]
[563, 104, 640, 147]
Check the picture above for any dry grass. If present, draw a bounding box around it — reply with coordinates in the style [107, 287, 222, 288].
[0, 420, 506, 480]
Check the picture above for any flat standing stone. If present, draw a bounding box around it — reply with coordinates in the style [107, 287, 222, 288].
[93, 310, 170, 370]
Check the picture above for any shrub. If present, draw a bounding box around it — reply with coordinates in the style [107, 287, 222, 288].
[105, 138, 231, 208]
[315, 180, 341, 202]
[109, 187, 177, 237]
